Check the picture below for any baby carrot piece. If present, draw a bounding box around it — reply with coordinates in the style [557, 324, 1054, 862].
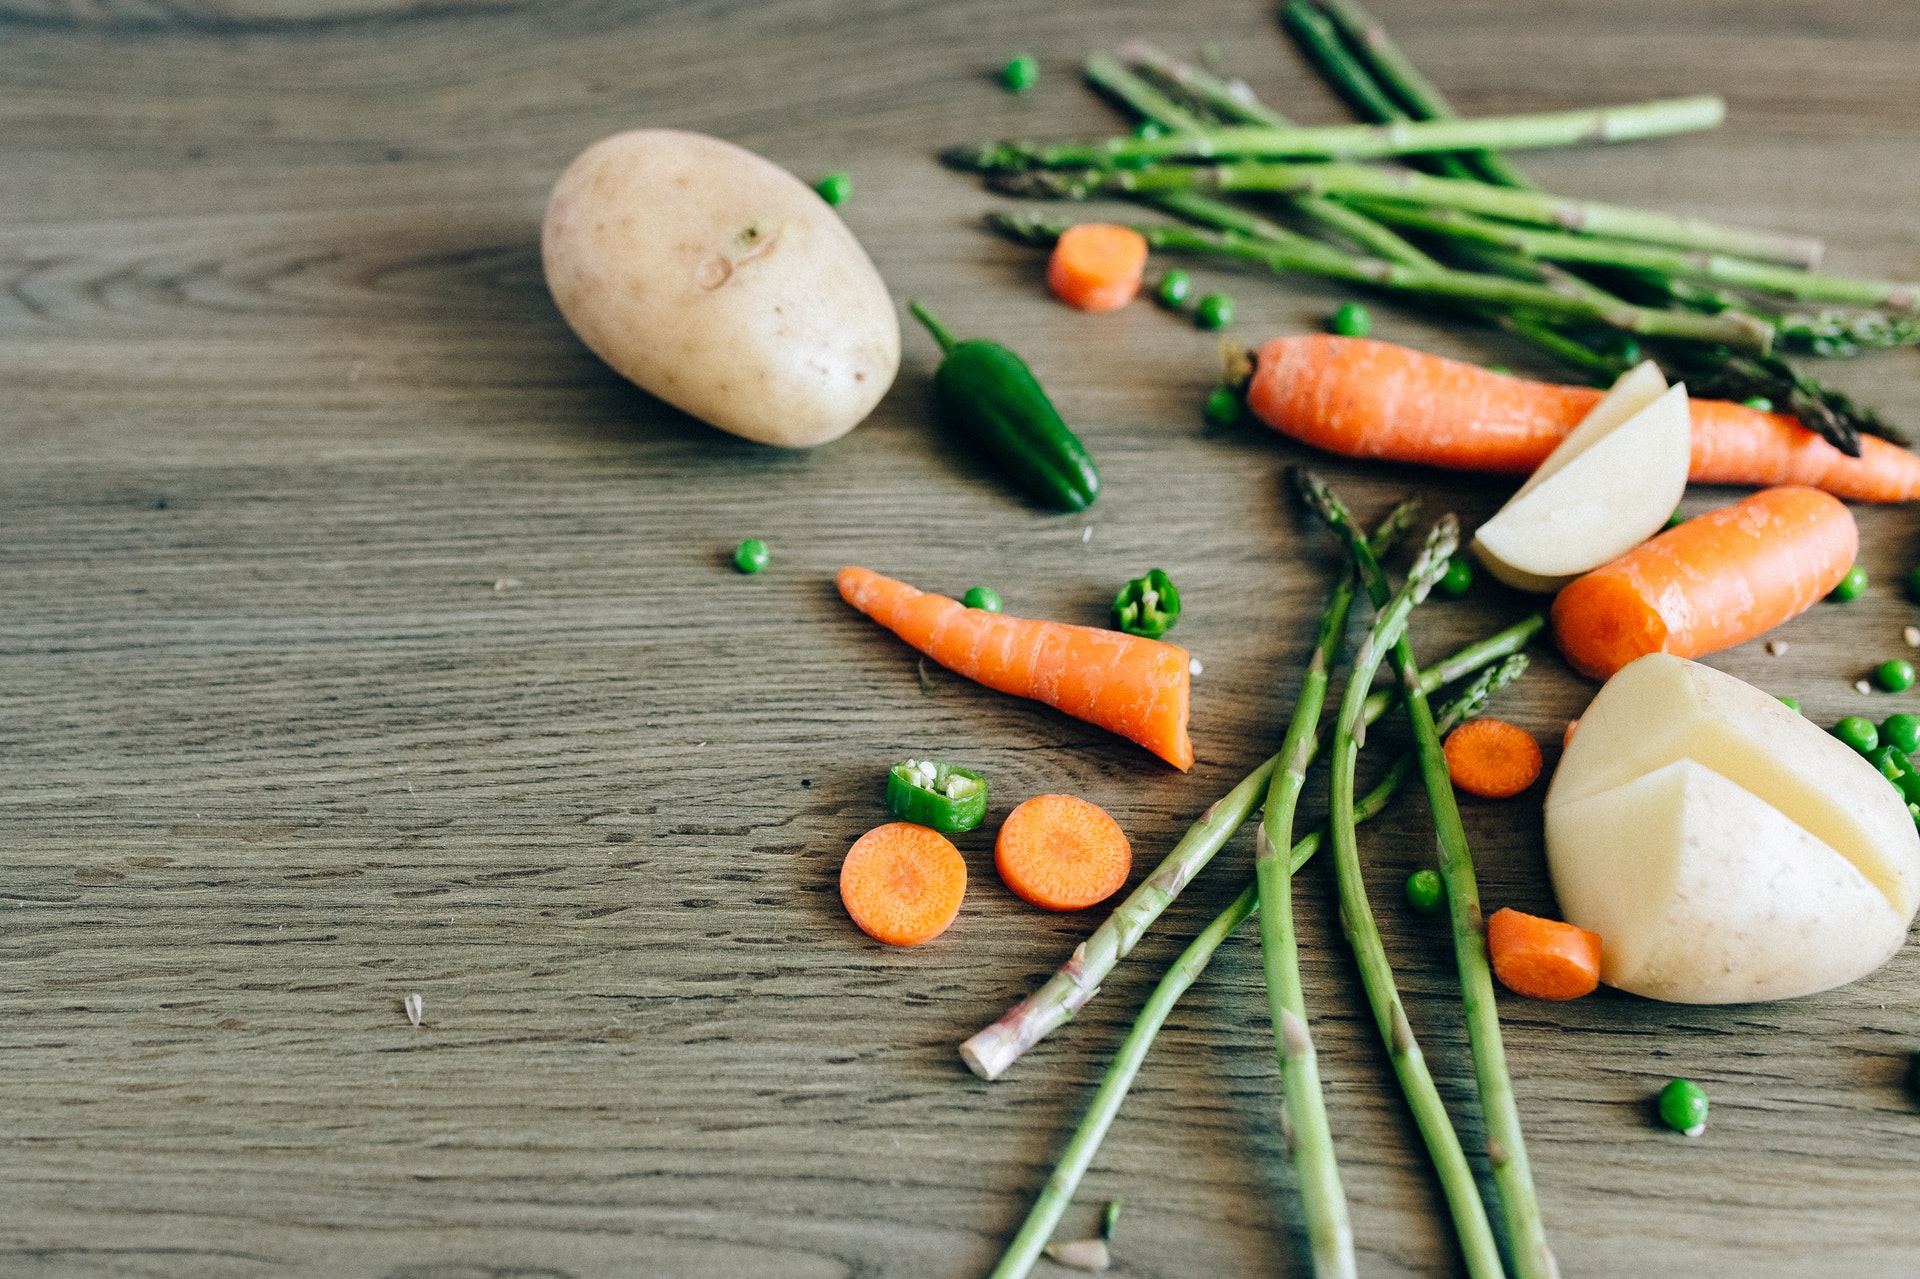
[1551, 485, 1856, 680]
[1487, 908, 1601, 1001]
[838, 566, 1193, 770]
[995, 794, 1131, 911]
[840, 822, 967, 946]
[1047, 223, 1149, 312]
[1443, 718, 1544, 798]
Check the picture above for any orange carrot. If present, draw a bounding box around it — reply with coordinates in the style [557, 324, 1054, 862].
[1246, 335, 1920, 502]
[1443, 718, 1543, 799]
[1047, 223, 1149, 312]
[837, 567, 1194, 770]
[840, 822, 967, 946]
[1487, 907, 1601, 1001]
[1551, 485, 1856, 680]
[1562, 719, 1579, 751]
[995, 794, 1132, 911]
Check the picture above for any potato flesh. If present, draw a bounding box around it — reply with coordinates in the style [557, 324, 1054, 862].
[1513, 359, 1667, 500]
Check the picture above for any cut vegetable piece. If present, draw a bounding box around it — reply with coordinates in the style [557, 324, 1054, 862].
[995, 793, 1132, 911]
[840, 822, 967, 946]
[886, 758, 988, 833]
[1047, 223, 1149, 312]
[1513, 359, 1667, 500]
[1443, 718, 1544, 798]
[1486, 908, 1601, 1000]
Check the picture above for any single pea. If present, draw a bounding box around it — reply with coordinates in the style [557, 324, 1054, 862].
[1657, 1078, 1709, 1136]
[1156, 269, 1191, 307]
[1435, 556, 1473, 597]
[814, 171, 851, 206]
[1777, 695, 1802, 714]
[1194, 292, 1234, 330]
[732, 538, 770, 575]
[1833, 715, 1879, 755]
[1614, 339, 1642, 364]
[1884, 712, 1920, 754]
[1002, 52, 1038, 92]
[1133, 120, 1166, 140]
[1665, 508, 1685, 529]
[1486, 365, 1512, 376]
[1204, 385, 1241, 425]
[1741, 395, 1774, 412]
[1878, 658, 1916, 692]
[1907, 565, 1920, 601]
[962, 585, 1001, 612]
[1405, 868, 1444, 916]
[1829, 564, 1868, 601]
[1329, 303, 1370, 337]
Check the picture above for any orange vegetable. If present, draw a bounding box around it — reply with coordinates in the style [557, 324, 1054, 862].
[1551, 485, 1856, 680]
[1562, 719, 1579, 751]
[1443, 718, 1544, 798]
[1487, 907, 1602, 1001]
[1047, 223, 1149, 312]
[837, 567, 1193, 770]
[995, 794, 1132, 911]
[840, 822, 967, 946]
[1246, 335, 1920, 502]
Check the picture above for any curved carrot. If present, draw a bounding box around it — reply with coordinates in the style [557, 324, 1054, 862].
[995, 794, 1132, 911]
[1247, 335, 1920, 502]
[1550, 485, 1856, 680]
[1443, 718, 1543, 799]
[840, 822, 967, 946]
[1047, 223, 1149, 312]
[1486, 908, 1601, 1001]
[838, 567, 1193, 770]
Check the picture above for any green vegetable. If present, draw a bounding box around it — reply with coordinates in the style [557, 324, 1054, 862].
[886, 758, 988, 833]
[962, 585, 1002, 612]
[1113, 568, 1181, 638]
[814, 171, 851, 206]
[1742, 395, 1774, 412]
[1665, 508, 1685, 529]
[1834, 716, 1879, 755]
[1405, 868, 1444, 915]
[1658, 1078, 1708, 1136]
[1879, 659, 1916, 692]
[732, 538, 770, 574]
[1156, 269, 1191, 306]
[909, 301, 1101, 512]
[1908, 565, 1920, 601]
[1330, 302, 1371, 337]
[1101, 1199, 1121, 1241]
[1203, 385, 1241, 425]
[1864, 746, 1920, 820]
[1829, 564, 1868, 601]
[1194, 292, 1234, 329]
[1777, 695, 1802, 714]
[1002, 53, 1038, 93]
[1883, 712, 1920, 754]
[1436, 556, 1473, 597]
[1133, 120, 1166, 140]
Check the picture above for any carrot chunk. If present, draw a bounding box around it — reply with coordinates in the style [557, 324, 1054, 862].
[1487, 907, 1602, 1000]
[995, 794, 1131, 911]
[1443, 718, 1544, 799]
[840, 822, 967, 946]
[1047, 223, 1149, 312]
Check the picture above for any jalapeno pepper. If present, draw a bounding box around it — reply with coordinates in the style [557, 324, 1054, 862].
[908, 301, 1101, 512]
[1112, 568, 1181, 638]
[886, 758, 988, 833]
[1866, 744, 1920, 827]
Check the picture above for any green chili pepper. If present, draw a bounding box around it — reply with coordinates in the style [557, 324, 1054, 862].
[1112, 568, 1181, 638]
[1658, 1078, 1708, 1136]
[1865, 745, 1920, 819]
[909, 301, 1101, 512]
[886, 758, 987, 833]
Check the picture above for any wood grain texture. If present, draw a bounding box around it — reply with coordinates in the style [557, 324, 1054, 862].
[2, 1, 1917, 1275]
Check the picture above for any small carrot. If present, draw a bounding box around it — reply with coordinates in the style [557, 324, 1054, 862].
[1486, 907, 1602, 1001]
[1443, 718, 1543, 798]
[995, 793, 1132, 911]
[1047, 223, 1149, 312]
[1246, 335, 1920, 502]
[1551, 485, 1856, 680]
[840, 821, 967, 946]
[838, 567, 1193, 770]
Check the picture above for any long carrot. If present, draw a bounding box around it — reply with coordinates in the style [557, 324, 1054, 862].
[1550, 485, 1856, 680]
[1247, 335, 1920, 502]
[1486, 908, 1601, 1001]
[1047, 222, 1150, 312]
[838, 567, 1194, 770]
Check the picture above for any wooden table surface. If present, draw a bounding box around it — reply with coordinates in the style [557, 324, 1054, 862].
[5, 2, 1918, 1275]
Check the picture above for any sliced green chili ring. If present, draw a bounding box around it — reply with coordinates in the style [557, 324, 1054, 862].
[1112, 568, 1181, 638]
[1866, 744, 1920, 813]
[886, 759, 988, 833]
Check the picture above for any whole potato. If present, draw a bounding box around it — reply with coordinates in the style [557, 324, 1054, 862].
[542, 129, 899, 447]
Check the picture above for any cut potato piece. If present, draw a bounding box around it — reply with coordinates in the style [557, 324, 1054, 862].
[1472, 382, 1691, 593]
[1547, 653, 1920, 919]
[1545, 758, 1909, 1003]
[1514, 359, 1667, 500]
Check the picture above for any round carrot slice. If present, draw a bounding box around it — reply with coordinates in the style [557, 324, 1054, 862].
[1047, 223, 1149, 313]
[1487, 907, 1601, 1001]
[1443, 717, 1544, 799]
[995, 794, 1131, 911]
[840, 822, 967, 946]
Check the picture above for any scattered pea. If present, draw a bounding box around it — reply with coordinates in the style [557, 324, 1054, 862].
[1204, 385, 1242, 425]
[732, 538, 770, 574]
[1133, 120, 1166, 140]
[1614, 339, 1642, 364]
[1194, 292, 1234, 330]
[1829, 564, 1868, 601]
[814, 171, 851, 206]
[1741, 395, 1774, 412]
[1885, 713, 1920, 754]
[1486, 365, 1512, 376]
[1435, 557, 1473, 597]
[1665, 508, 1685, 529]
[1777, 695, 1801, 714]
[1329, 303, 1370, 337]
[1405, 868, 1444, 916]
[1833, 715, 1879, 755]
[1002, 52, 1038, 92]
[1908, 565, 1920, 601]
[962, 585, 1001, 612]
[1156, 269, 1191, 307]
[1878, 658, 1916, 692]
[1658, 1078, 1709, 1136]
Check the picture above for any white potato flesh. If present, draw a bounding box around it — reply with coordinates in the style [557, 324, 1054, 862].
[542, 129, 900, 447]
[1545, 758, 1909, 1003]
[1513, 359, 1667, 500]
[1471, 380, 1691, 593]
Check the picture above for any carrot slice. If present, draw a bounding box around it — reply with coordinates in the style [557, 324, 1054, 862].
[1047, 223, 1149, 312]
[840, 822, 967, 946]
[1487, 907, 1602, 1000]
[995, 794, 1131, 911]
[1443, 718, 1544, 799]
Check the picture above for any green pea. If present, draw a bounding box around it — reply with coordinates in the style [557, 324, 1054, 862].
[1658, 1078, 1708, 1136]
[1329, 303, 1370, 337]
[1156, 270, 1191, 307]
[1435, 557, 1473, 597]
[1203, 385, 1241, 425]
[1878, 659, 1916, 692]
[1405, 868, 1444, 916]
[732, 538, 770, 575]
[1194, 293, 1234, 330]
[1833, 716, 1879, 755]
[962, 585, 1001, 612]
[1882, 713, 1920, 754]
[1487, 365, 1512, 376]
[1776, 695, 1801, 714]
[814, 171, 851, 206]
[1829, 564, 1868, 601]
[1133, 120, 1166, 140]
[1002, 53, 1038, 93]
[1665, 508, 1685, 529]
[1741, 396, 1774, 412]
[1614, 339, 1642, 364]
[1908, 565, 1920, 601]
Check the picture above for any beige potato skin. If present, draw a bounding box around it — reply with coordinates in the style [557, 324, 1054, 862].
[542, 129, 900, 447]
